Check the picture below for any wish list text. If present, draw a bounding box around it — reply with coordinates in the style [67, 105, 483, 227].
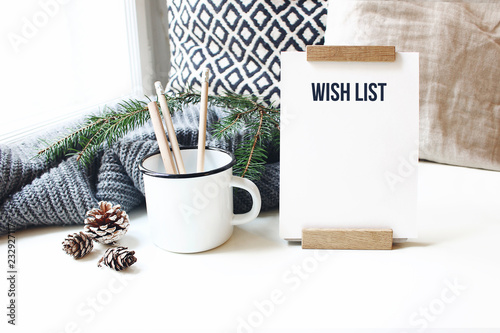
[311, 82, 387, 102]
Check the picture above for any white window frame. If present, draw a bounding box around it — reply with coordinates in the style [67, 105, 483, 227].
[0, 0, 169, 145]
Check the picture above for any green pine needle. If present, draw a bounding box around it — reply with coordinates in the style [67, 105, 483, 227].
[37, 89, 280, 180]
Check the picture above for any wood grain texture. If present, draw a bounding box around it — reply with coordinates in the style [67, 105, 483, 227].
[157, 93, 186, 174]
[302, 228, 393, 250]
[306, 46, 396, 62]
[197, 73, 210, 172]
[147, 101, 177, 174]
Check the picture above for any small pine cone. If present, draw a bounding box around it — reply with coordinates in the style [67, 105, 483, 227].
[98, 247, 137, 271]
[84, 201, 130, 244]
[62, 232, 94, 258]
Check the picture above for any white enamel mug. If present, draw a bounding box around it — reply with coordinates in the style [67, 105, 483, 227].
[139, 147, 261, 253]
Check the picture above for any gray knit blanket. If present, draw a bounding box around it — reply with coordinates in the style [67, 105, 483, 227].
[0, 104, 279, 235]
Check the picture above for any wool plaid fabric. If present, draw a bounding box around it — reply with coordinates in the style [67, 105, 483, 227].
[0, 104, 279, 235]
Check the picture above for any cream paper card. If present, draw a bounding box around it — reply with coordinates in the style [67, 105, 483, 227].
[280, 51, 419, 240]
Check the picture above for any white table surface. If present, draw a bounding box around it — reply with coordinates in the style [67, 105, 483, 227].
[1, 162, 500, 333]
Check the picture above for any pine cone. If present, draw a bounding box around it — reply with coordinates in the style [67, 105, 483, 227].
[84, 201, 130, 244]
[98, 247, 137, 271]
[62, 232, 94, 259]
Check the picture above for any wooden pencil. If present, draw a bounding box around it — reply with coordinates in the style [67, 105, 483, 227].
[155, 81, 186, 174]
[197, 68, 210, 172]
[147, 101, 176, 174]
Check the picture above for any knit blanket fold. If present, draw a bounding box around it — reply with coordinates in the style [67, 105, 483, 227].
[0, 104, 279, 235]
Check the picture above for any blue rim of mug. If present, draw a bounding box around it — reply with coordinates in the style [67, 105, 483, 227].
[138, 146, 236, 179]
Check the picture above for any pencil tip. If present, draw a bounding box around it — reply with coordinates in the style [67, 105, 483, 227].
[154, 81, 164, 94]
[203, 68, 210, 82]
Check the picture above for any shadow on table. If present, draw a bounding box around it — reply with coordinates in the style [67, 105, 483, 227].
[392, 241, 433, 249]
[283, 240, 433, 250]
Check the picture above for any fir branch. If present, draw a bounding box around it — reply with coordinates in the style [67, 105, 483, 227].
[37, 89, 280, 180]
[37, 101, 150, 165]
[241, 110, 264, 178]
[174, 88, 280, 179]
[36, 118, 106, 162]
[215, 107, 257, 136]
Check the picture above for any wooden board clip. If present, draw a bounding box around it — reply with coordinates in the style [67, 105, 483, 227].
[306, 45, 396, 62]
[302, 228, 393, 250]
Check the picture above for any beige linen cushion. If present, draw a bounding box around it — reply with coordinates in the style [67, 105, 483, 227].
[325, 1, 500, 171]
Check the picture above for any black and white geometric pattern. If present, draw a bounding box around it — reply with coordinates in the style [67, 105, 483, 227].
[166, 0, 328, 104]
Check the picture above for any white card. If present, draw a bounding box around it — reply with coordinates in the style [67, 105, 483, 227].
[280, 51, 419, 240]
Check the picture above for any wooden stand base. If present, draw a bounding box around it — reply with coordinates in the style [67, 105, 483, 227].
[302, 228, 393, 250]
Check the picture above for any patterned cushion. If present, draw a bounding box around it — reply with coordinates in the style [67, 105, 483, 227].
[166, 0, 328, 104]
[325, 1, 500, 172]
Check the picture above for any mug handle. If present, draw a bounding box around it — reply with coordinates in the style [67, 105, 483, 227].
[230, 176, 262, 225]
